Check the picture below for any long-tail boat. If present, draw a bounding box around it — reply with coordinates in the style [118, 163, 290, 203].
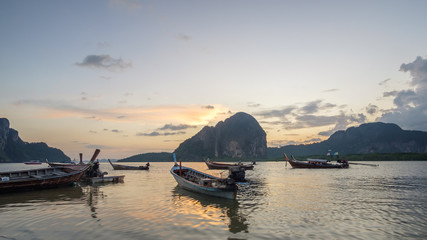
[108, 159, 149, 170]
[204, 159, 254, 170]
[46, 153, 85, 167]
[284, 153, 349, 169]
[0, 149, 100, 193]
[171, 154, 238, 199]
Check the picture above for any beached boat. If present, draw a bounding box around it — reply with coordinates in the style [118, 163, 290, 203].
[0, 149, 100, 193]
[108, 159, 149, 170]
[284, 153, 349, 169]
[204, 159, 254, 170]
[171, 155, 238, 199]
[90, 175, 125, 184]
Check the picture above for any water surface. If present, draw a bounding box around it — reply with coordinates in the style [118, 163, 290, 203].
[1, 161, 426, 239]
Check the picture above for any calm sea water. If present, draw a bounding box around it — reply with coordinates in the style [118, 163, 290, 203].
[1, 161, 426, 240]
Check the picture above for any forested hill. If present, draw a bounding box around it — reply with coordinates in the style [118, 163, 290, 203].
[117, 152, 172, 162]
[0, 118, 71, 163]
[268, 122, 427, 158]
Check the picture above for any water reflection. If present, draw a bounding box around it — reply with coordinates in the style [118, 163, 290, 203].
[0, 185, 84, 209]
[81, 185, 105, 219]
[172, 186, 249, 234]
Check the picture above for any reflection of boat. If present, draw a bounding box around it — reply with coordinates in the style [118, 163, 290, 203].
[284, 153, 349, 169]
[204, 159, 254, 170]
[172, 186, 248, 233]
[171, 154, 238, 199]
[24, 160, 42, 165]
[108, 159, 149, 170]
[0, 185, 84, 208]
[0, 149, 100, 193]
[90, 175, 125, 184]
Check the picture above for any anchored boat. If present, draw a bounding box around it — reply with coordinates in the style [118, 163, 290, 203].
[284, 153, 349, 169]
[0, 149, 100, 193]
[108, 159, 149, 170]
[204, 159, 254, 170]
[171, 154, 238, 199]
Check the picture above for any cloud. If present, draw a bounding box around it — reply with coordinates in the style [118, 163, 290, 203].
[366, 104, 379, 115]
[158, 124, 196, 131]
[255, 100, 368, 138]
[136, 131, 186, 137]
[300, 100, 322, 114]
[255, 106, 297, 118]
[202, 105, 215, 109]
[378, 56, 427, 131]
[176, 34, 190, 41]
[136, 123, 196, 137]
[322, 88, 339, 93]
[379, 78, 391, 86]
[247, 102, 261, 108]
[13, 98, 229, 126]
[76, 54, 132, 71]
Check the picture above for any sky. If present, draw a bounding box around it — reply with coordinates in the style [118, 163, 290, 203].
[1, 0, 427, 159]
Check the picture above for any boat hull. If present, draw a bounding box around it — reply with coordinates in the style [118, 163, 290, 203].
[287, 159, 348, 169]
[170, 166, 237, 199]
[108, 160, 149, 170]
[205, 160, 254, 170]
[0, 166, 89, 193]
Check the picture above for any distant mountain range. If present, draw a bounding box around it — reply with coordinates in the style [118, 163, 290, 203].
[268, 122, 427, 158]
[0, 118, 71, 163]
[120, 114, 427, 162]
[2, 114, 427, 163]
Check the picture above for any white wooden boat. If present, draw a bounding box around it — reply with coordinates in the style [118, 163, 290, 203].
[170, 154, 237, 199]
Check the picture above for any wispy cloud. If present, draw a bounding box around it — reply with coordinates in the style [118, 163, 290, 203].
[202, 105, 215, 109]
[322, 88, 339, 93]
[379, 78, 391, 86]
[76, 54, 132, 71]
[176, 34, 190, 41]
[158, 124, 196, 131]
[12, 98, 229, 129]
[136, 131, 186, 137]
[247, 102, 261, 108]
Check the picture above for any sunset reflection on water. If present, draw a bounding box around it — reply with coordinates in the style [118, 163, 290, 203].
[1, 161, 426, 239]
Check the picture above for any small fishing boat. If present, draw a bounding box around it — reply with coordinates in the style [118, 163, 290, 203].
[171, 154, 238, 199]
[24, 160, 42, 165]
[90, 175, 125, 184]
[108, 159, 149, 170]
[204, 159, 254, 170]
[284, 153, 349, 169]
[0, 149, 100, 193]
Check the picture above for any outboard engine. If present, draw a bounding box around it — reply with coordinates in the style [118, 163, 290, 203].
[228, 166, 246, 182]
